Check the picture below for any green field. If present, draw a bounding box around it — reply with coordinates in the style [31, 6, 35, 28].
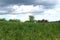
[0, 20, 60, 40]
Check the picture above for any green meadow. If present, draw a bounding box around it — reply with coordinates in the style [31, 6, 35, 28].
[0, 21, 60, 40]
[0, 16, 60, 40]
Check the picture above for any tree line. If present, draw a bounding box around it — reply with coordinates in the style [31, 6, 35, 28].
[0, 15, 60, 23]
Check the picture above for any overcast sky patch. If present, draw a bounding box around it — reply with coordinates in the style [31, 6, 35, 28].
[0, 0, 60, 21]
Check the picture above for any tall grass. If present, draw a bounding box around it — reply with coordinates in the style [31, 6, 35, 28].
[0, 21, 60, 40]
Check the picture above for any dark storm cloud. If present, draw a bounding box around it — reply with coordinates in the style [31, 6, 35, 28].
[1, 0, 34, 5]
[0, 0, 56, 7]
[0, 6, 15, 15]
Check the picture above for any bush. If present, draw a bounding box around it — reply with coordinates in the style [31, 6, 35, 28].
[0, 18, 6, 21]
[9, 19, 20, 22]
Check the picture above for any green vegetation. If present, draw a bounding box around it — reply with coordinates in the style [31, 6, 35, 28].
[29, 15, 34, 22]
[0, 16, 60, 40]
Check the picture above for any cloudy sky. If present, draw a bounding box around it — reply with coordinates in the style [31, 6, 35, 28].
[0, 0, 60, 21]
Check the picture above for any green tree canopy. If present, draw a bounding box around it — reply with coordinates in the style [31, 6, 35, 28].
[29, 15, 34, 22]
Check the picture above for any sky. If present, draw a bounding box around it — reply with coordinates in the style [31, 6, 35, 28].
[0, 0, 60, 22]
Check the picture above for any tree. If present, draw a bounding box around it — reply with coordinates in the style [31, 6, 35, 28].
[9, 19, 20, 22]
[37, 20, 42, 23]
[29, 15, 34, 22]
[0, 18, 6, 21]
[41, 19, 48, 22]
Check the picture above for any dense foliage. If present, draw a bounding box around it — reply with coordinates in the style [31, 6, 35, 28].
[0, 20, 60, 40]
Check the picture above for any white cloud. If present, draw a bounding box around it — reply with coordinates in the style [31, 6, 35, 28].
[44, 9, 56, 15]
[8, 15, 17, 19]
[12, 5, 34, 13]
[12, 5, 44, 14]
